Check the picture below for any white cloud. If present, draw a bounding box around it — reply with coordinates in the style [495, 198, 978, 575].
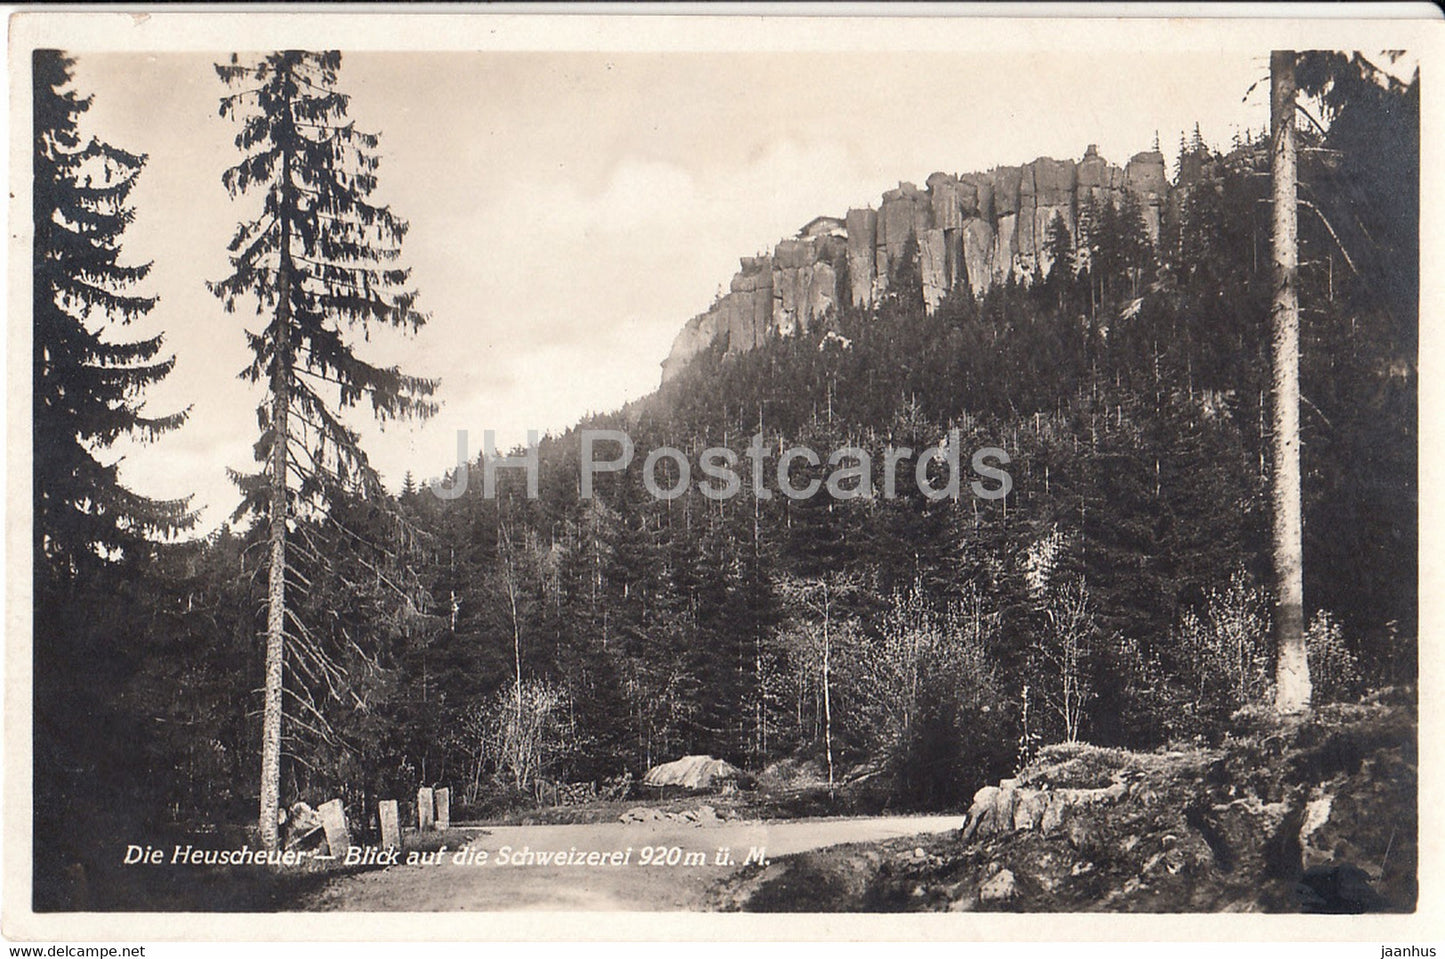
[69, 49, 1281, 530]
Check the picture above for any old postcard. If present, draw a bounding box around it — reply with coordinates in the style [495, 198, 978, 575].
[4, 6, 1442, 945]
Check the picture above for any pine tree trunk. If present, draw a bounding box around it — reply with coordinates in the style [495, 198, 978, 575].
[507, 557, 524, 788]
[259, 266, 291, 848]
[753, 506, 766, 763]
[259, 126, 295, 848]
[1270, 50, 1312, 714]
[822, 582, 834, 794]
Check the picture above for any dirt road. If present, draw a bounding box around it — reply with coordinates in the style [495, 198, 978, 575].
[302, 814, 963, 911]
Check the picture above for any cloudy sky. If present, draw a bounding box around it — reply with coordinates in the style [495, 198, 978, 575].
[68, 43, 1286, 531]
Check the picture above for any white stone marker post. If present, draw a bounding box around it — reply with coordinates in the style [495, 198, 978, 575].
[317, 798, 351, 857]
[379, 799, 400, 850]
[435, 787, 450, 830]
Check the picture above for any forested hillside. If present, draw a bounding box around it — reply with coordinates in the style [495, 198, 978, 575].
[32, 50, 1417, 910]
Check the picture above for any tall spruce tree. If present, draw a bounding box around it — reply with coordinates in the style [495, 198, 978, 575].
[33, 50, 192, 579]
[211, 50, 438, 847]
[1269, 50, 1311, 714]
[1043, 211, 1075, 310]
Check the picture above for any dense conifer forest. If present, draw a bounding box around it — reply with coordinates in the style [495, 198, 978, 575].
[30, 48, 1417, 909]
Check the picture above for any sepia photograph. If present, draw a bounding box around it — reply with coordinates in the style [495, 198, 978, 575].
[5, 6, 1441, 944]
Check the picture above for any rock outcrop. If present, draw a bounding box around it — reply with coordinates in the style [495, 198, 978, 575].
[618, 803, 723, 826]
[959, 771, 1133, 843]
[845, 207, 879, 308]
[771, 235, 846, 336]
[661, 142, 1179, 383]
[711, 692, 1417, 913]
[660, 256, 773, 382]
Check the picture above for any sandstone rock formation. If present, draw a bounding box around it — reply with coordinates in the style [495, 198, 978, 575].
[1124, 150, 1168, 244]
[660, 255, 773, 382]
[961, 216, 996, 298]
[879, 181, 931, 272]
[661, 142, 1179, 383]
[771, 234, 845, 336]
[845, 208, 878, 308]
[959, 772, 1133, 843]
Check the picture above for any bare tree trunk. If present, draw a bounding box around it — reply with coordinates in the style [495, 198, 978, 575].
[259, 182, 292, 849]
[752, 433, 766, 763]
[1270, 50, 1312, 714]
[507, 576, 523, 748]
[822, 581, 834, 794]
[502, 538, 526, 787]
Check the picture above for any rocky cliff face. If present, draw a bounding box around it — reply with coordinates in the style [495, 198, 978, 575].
[661, 143, 1170, 383]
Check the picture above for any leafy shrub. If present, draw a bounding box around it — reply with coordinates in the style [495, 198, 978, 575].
[1306, 610, 1360, 703]
[1175, 569, 1273, 715]
[846, 580, 1010, 807]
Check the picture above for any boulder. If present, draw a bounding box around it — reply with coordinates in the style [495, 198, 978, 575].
[1013, 790, 1049, 831]
[1040, 792, 1068, 834]
[979, 868, 1017, 902]
[642, 755, 744, 790]
[962, 770, 1136, 844]
[283, 801, 324, 849]
[961, 785, 1000, 841]
[287, 801, 321, 834]
[619, 806, 665, 823]
[771, 238, 843, 335]
[712, 288, 769, 355]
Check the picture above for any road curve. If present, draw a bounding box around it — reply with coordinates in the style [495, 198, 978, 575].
[302, 814, 964, 911]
